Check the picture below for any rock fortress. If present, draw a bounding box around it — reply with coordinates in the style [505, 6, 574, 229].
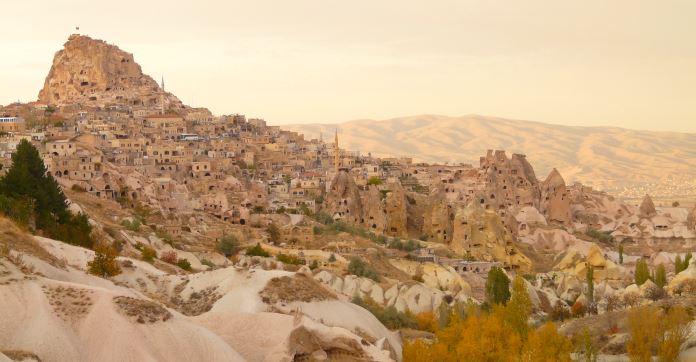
[1, 34, 696, 362]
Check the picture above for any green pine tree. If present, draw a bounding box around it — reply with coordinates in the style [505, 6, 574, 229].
[0, 140, 93, 248]
[0, 139, 69, 227]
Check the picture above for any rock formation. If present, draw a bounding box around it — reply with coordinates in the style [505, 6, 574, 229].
[688, 204, 696, 231]
[38, 34, 184, 109]
[478, 150, 540, 213]
[325, 171, 363, 224]
[451, 201, 531, 271]
[539, 168, 571, 224]
[384, 183, 408, 238]
[423, 187, 453, 243]
[361, 185, 386, 232]
[639, 194, 657, 218]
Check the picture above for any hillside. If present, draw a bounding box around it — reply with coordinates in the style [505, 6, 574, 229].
[282, 114, 696, 197]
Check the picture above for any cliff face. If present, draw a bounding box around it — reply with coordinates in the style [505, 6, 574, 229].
[38, 34, 183, 109]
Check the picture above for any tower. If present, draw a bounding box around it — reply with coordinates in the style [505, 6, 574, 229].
[334, 129, 340, 173]
[159, 76, 165, 115]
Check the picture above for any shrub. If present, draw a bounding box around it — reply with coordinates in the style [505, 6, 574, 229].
[347, 257, 380, 281]
[266, 223, 280, 243]
[586, 228, 614, 243]
[160, 250, 177, 264]
[571, 301, 586, 318]
[313, 212, 334, 225]
[246, 243, 270, 257]
[201, 259, 215, 268]
[387, 238, 421, 252]
[367, 176, 382, 186]
[217, 235, 240, 257]
[176, 258, 192, 271]
[352, 295, 417, 329]
[87, 244, 121, 277]
[141, 246, 157, 262]
[71, 184, 86, 192]
[121, 219, 141, 231]
[309, 259, 319, 270]
[328, 253, 337, 262]
[276, 253, 302, 265]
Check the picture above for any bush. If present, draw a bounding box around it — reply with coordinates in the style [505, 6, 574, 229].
[201, 259, 215, 268]
[313, 211, 334, 225]
[176, 258, 192, 271]
[586, 228, 614, 243]
[266, 223, 280, 243]
[246, 243, 270, 257]
[328, 253, 337, 262]
[276, 253, 302, 265]
[367, 176, 382, 186]
[387, 238, 421, 252]
[309, 260, 319, 270]
[347, 257, 380, 281]
[141, 246, 157, 262]
[71, 184, 86, 192]
[352, 295, 417, 329]
[217, 235, 240, 257]
[87, 244, 121, 277]
[121, 219, 141, 231]
[161, 250, 177, 264]
[571, 301, 586, 318]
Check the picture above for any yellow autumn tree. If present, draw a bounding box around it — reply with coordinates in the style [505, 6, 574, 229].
[522, 322, 574, 362]
[627, 305, 661, 362]
[657, 305, 692, 362]
[504, 275, 532, 339]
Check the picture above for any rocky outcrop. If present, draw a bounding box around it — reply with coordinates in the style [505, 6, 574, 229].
[325, 171, 363, 224]
[639, 194, 657, 218]
[451, 201, 532, 271]
[384, 183, 408, 238]
[38, 34, 183, 109]
[539, 168, 571, 224]
[313, 269, 471, 314]
[688, 205, 696, 231]
[478, 150, 541, 213]
[422, 188, 453, 243]
[554, 243, 623, 282]
[362, 185, 386, 232]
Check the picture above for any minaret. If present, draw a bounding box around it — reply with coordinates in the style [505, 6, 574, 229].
[334, 129, 340, 173]
[159, 76, 165, 115]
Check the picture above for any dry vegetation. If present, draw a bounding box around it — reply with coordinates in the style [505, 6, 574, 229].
[1, 350, 42, 362]
[260, 274, 336, 304]
[0, 217, 60, 267]
[113, 296, 172, 324]
[43, 285, 94, 321]
[167, 285, 222, 316]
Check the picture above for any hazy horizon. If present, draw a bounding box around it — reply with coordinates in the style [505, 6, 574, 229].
[2, 0, 695, 132]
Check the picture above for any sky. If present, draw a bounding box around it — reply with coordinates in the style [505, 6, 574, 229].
[1, 0, 695, 132]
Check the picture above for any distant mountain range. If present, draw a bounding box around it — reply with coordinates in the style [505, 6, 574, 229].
[282, 115, 696, 195]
